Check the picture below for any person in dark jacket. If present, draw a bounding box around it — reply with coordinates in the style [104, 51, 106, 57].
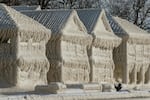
[114, 83, 122, 91]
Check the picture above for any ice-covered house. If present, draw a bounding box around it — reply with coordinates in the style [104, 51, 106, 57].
[77, 9, 121, 83]
[22, 10, 92, 84]
[0, 4, 50, 89]
[108, 14, 150, 85]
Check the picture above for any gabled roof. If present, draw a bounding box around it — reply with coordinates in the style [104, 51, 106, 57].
[22, 10, 91, 45]
[22, 10, 72, 33]
[77, 9, 121, 48]
[0, 4, 50, 42]
[77, 9, 117, 35]
[77, 9, 101, 33]
[11, 5, 41, 11]
[114, 17, 149, 35]
[113, 17, 150, 44]
[106, 13, 126, 36]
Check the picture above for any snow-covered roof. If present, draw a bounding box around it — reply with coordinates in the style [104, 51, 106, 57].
[22, 10, 72, 33]
[22, 10, 91, 45]
[77, 9, 121, 48]
[106, 12, 150, 44]
[114, 17, 149, 35]
[0, 4, 50, 42]
[77, 9, 101, 33]
[111, 16, 150, 44]
[106, 13, 126, 36]
[11, 5, 41, 11]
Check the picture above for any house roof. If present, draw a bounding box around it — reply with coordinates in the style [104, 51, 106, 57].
[77, 9, 101, 33]
[0, 4, 50, 42]
[114, 17, 149, 35]
[106, 13, 126, 37]
[112, 17, 150, 44]
[22, 10, 91, 45]
[22, 10, 72, 33]
[77, 9, 121, 48]
[11, 5, 41, 11]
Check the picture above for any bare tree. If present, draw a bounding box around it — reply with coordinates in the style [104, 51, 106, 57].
[0, 0, 101, 9]
[107, 0, 150, 32]
[0, 0, 20, 5]
[0, 0, 150, 32]
[108, 0, 131, 19]
[77, 0, 101, 9]
[38, 0, 50, 9]
[50, 0, 101, 9]
[57, 0, 76, 8]
[131, 0, 150, 30]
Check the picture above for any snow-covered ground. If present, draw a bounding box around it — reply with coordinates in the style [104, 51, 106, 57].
[0, 89, 149, 100]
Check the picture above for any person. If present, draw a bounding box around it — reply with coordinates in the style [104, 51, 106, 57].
[114, 83, 122, 91]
